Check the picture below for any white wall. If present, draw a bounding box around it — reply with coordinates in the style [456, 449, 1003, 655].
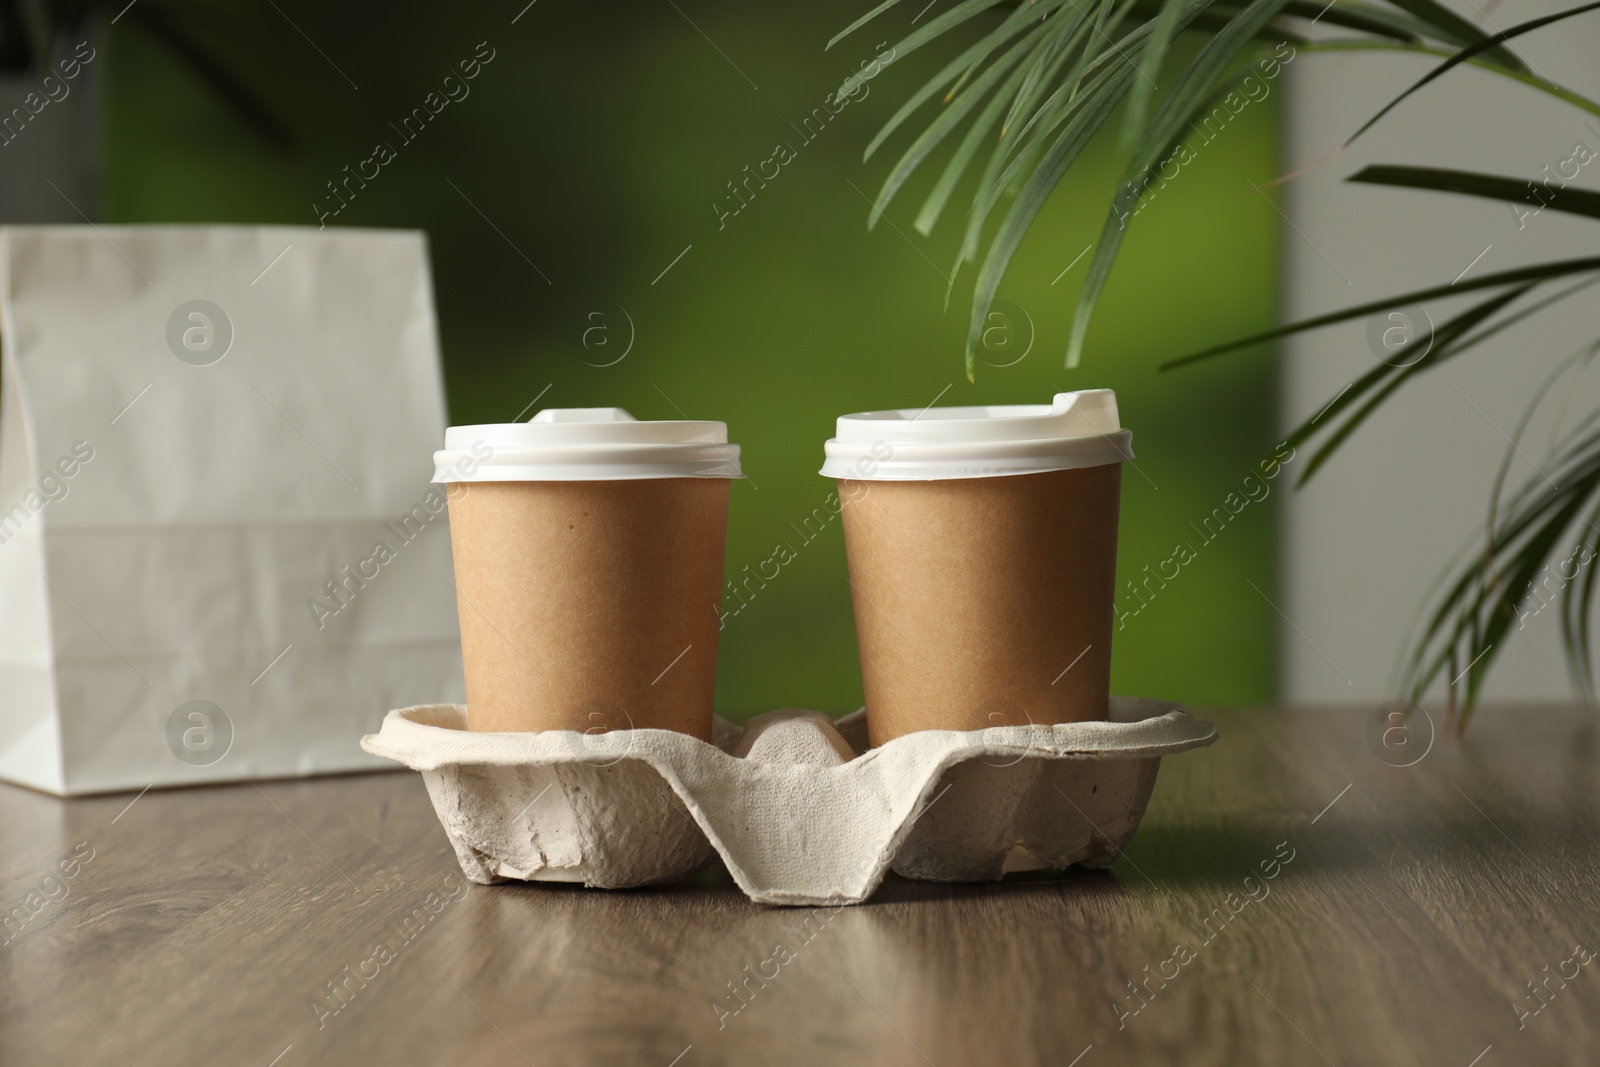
[1279, 2, 1600, 703]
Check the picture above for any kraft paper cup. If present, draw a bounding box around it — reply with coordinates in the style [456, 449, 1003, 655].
[820, 390, 1130, 747]
[434, 408, 742, 739]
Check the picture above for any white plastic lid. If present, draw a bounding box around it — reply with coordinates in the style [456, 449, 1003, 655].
[819, 389, 1131, 481]
[434, 407, 742, 482]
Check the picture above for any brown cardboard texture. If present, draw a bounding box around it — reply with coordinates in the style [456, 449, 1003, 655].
[446, 479, 728, 737]
[839, 464, 1121, 746]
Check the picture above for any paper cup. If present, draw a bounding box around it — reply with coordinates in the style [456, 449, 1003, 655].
[820, 390, 1130, 747]
[434, 408, 741, 738]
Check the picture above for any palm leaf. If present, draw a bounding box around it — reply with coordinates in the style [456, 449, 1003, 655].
[1563, 493, 1600, 698]
[1294, 274, 1600, 468]
[1122, 0, 1188, 140]
[915, 44, 1043, 235]
[1345, 0, 1600, 146]
[1162, 255, 1600, 368]
[1378, 0, 1525, 69]
[965, 59, 1144, 377]
[1178, 269, 1600, 506]
[1349, 164, 1600, 221]
[953, 38, 1137, 293]
[870, 26, 1043, 224]
[1374, 336, 1600, 722]
[856, 2, 1050, 162]
[1292, 284, 1536, 483]
[834, 0, 1599, 386]
[1064, 0, 1293, 367]
[831, 0, 1004, 56]
[1007, 0, 1146, 138]
[1296, 39, 1600, 120]
[1003, 3, 1104, 136]
[1203, 0, 1422, 41]
[830, 0, 917, 47]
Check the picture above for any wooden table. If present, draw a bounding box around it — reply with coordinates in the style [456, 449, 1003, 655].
[2, 704, 1596, 1066]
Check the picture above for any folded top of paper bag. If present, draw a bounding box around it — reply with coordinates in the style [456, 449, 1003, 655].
[0, 224, 446, 526]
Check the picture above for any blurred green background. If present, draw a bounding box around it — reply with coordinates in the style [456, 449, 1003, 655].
[97, 0, 1280, 715]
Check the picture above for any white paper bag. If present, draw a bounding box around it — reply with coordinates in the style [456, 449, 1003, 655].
[0, 225, 463, 795]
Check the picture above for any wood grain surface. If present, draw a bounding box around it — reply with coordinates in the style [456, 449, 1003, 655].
[2, 704, 1597, 1066]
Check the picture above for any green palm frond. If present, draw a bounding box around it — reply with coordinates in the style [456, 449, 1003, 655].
[832, 0, 1593, 377]
[1067, 0, 1293, 369]
[1343, 0, 1600, 145]
[1400, 361, 1600, 730]
[1294, 38, 1600, 121]
[1163, 160, 1600, 723]
[1348, 165, 1600, 219]
[1162, 255, 1600, 373]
